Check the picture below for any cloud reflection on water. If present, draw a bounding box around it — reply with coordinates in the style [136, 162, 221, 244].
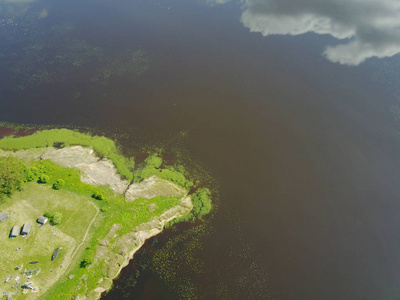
[215, 0, 400, 65]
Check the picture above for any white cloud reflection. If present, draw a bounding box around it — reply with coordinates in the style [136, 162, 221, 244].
[215, 0, 400, 65]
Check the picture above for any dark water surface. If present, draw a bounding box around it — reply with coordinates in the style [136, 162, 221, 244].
[2, 0, 400, 299]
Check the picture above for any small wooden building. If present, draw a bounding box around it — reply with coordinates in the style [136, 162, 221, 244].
[37, 216, 48, 225]
[0, 212, 8, 222]
[10, 226, 19, 238]
[21, 223, 31, 235]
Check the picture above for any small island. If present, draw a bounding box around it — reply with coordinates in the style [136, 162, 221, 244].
[0, 128, 212, 299]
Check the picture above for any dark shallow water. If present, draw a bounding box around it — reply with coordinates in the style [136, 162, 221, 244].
[2, 0, 400, 299]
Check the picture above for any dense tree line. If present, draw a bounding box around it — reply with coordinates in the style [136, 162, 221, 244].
[0, 156, 30, 203]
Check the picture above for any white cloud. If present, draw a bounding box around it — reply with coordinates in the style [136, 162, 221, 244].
[238, 0, 400, 65]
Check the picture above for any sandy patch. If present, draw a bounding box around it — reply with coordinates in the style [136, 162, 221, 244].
[126, 175, 187, 200]
[1, 146, 187, 201]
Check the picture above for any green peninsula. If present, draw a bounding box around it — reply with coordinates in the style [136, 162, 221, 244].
[0, 129, 211, 299]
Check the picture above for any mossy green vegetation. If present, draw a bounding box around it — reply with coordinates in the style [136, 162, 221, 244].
[165, 188, 212, 228]
[192, 188, 212, 219]
[134, 154, 193, 189]
[0, 129, 135, 180]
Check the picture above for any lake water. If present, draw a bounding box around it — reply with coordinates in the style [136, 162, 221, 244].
[2, 0, 400, 299]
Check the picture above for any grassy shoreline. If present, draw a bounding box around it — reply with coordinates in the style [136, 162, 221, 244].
[0, 128, 134, 180]
[0, 127, 213, 299]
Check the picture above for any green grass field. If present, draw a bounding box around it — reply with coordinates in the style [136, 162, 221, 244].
[0, 183, 98, 299]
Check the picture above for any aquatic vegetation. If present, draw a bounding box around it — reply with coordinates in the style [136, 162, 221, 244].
[90, 49, 150, 84]
[0, 2, 150, 91]
[150, 223, 211, 299]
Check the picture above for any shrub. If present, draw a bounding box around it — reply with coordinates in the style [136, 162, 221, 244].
[53, 142, 65, 149]
[80, 258, 92, 268]
[38, 174, 50, 183]
[44, 212, 54, 219]
[52, 179, 65, 190]
[25, 170, 35, 182]
[92, 192, 104, 200]
[133, 155, 192, 189]
[192, 188, 212, 219]
[145, 154, 162, 169]
[30, 167, 39, 176]
[0, 156, 27, 202]
[52, 212, 62, 225]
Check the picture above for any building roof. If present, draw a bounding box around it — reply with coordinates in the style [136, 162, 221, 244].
[37, 216, 48, 224]
[0, 212, 9, 222]
[10, 226, 19, 237]
[22, 223, 31, 234]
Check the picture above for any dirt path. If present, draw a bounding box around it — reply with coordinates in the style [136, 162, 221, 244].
[64, 201, 99, 272]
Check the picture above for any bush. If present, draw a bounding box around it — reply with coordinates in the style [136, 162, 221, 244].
[44, 212, 54, 219]
[0, 156, 27, 202]
[43, 211, 62, 225]
[133, 155, 192, 189]
[30, 167, 39, 176]
[145, 154, 162, 169]
[25, 170, 35, 182]
[38, 174, 50, 184]
[52, 179, 65, 190]
[80, 258, 92, 268]
[92, 192, 104, 200]
[192, 188, 212, 219]
[52, 212, 62, 225]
